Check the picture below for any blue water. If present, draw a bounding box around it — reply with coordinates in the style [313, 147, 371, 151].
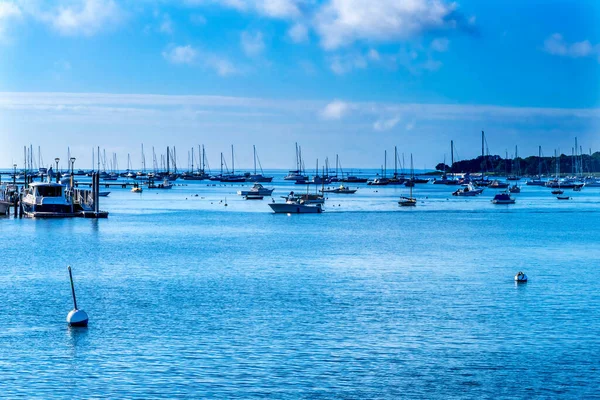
[1, 175, 599, 398]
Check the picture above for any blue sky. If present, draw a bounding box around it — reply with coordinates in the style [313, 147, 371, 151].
[1, 0, 599, 170]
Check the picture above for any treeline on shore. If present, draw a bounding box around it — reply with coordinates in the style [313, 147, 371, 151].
[435, 152, 600, 176]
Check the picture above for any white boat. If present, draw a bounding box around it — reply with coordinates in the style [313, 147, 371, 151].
[268, 199, 323, 214]
[148, 178, 173, 189]
[237, 183, 274, 196]
[321, 184, 357, 194]
[21, 181, 75, 217]
[515, 271, 528, 283]
[452, 183, 483, 196]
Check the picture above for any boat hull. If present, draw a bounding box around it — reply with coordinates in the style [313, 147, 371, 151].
[268, 203, 322, 214]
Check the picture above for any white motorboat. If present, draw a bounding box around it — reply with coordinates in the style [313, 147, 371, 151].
[237, 183, 274, 196]
[514, 271, 528, 283]
[21, 181, 75, 217]
[321, 184, 357, 194]
[452, 183, 483, 196]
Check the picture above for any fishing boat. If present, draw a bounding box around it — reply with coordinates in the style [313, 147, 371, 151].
[321, 184, 356, 194]
[452, 183, 483, 197]
[268, 194, 323, 214]
[491, 192, 515, 204]
[237, 183, 274, 196]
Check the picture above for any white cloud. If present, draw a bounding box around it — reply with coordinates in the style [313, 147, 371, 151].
[314, 0, 461, 50]
[288, 22, 308, 43]
[0, 1, 22, 40]
[321, 100, 349, 119]
[241, 30, 265, 57]
[258, 0, 300, 19]
[543, 33, 599, 60]
[159, 13, 173, 34]
[374, 116, 400, 131]
[367, 49, 380, 61]
[27, 0, 123, 37]
[187, 0, 300, 19]
[431, 37, 449, 52]
[205, 55, 238, 76]
[162, 45, 198, 64]
[329, 53, 367, 75]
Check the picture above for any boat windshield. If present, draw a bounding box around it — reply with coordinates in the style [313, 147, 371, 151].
[36, 186, 63, 197]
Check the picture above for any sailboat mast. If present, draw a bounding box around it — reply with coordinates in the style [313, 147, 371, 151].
[481, 131, 485, 181]
[538, 146, 541, 178]
[253, 145, 257, 175]
[384, 150, 387, 178]
[450, 140, 454, 177]
[231, 145, 234, 174]
[166, 146, 170, 174]
[191, 147, 194, 173]
[394, 146, 398, 177]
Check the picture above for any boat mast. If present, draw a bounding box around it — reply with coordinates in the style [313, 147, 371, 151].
[450, 140, 454, 178]
[166, 146, 170, 174]
[538, 145, 542, 178]
[384, 150, 387, 178]
[220, 152, 223, 176]
[394, 146, 398, 178]
[231, 145, 235, 174]
[191, 147, 194, 174]
[253, 145, 257, 175]
[481, 130, 485, 182]
[410, 154, 414, 198]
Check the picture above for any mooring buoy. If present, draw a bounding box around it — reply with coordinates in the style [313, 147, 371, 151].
[66, 266, 88, 327]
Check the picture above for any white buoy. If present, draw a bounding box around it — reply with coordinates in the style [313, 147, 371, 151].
[66, 266, 88, 327]
[514, 271, 528, 283]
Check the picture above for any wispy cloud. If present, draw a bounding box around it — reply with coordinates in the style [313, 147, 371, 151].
[543, 33, 600, 61]
[288, 22, 308, 43]
[162, 45, 198, 64]
[321, 100, 350, 119]
[241, 30, 265, 57]
[0, 1, 22, 41]
[373, 116, 400, 131]
[162, 44, 239, 76]
[20, 0, 123, 37]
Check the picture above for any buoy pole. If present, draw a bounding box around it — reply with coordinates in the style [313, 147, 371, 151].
[66, 266, 88, 327]
[68, 265, 78, 310]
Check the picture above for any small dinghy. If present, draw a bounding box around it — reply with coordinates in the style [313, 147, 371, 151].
[514, 271, 528, 283]
[551, 189, 564, 195]
[245, 194, 264, 200]
[557, 195, 571, 200]
[491, 192, 515, 204]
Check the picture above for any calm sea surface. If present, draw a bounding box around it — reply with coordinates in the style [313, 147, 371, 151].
[1, 172, 599, 398]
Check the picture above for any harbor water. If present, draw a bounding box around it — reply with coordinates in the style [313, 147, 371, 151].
[1, 174, 599, 398]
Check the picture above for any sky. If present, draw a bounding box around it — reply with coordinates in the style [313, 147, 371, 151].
[0, 0, 599, 171]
